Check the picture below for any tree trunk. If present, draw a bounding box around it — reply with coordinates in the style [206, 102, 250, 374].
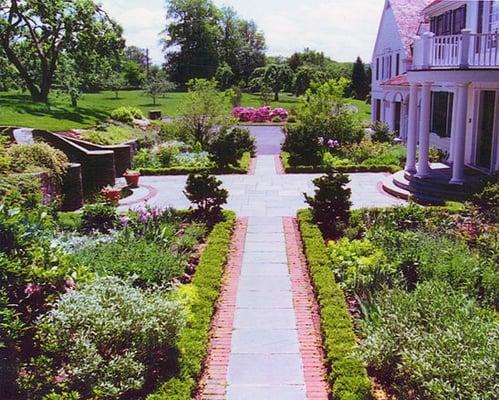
[274, 91, 279, 102]
[31, 89, 48, 103]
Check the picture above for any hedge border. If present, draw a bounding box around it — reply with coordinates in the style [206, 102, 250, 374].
[147, 211, 236, 400]
[138, 152, 252, 176]
[281, 152, 401, 174]
[297, 209, 372, 400]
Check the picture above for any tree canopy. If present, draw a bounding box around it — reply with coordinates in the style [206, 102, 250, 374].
[351, 56, 370, 100]
[0, 0, 125, 102]
[163, 0, 266, 86]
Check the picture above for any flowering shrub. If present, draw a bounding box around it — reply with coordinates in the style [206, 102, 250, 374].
[232, 106, 288, 122]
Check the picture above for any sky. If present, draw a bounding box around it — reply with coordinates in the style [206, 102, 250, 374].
[99, 0, 385, 65]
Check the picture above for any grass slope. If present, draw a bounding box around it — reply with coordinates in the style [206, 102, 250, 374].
[0, 90, 371, 132]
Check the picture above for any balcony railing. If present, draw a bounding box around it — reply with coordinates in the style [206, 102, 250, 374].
[412, 30, 499, 70]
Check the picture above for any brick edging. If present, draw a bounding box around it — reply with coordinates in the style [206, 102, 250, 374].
[248, 158, 257, 175]
[119, 184, 159, 207]
[283, 217, 330, 400]
[196, 218, 248, 399]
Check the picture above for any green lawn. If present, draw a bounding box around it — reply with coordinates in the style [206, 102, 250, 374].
[0, 90, 371, 132]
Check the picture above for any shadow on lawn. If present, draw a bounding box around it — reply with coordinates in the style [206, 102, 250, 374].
[0, 93, 108, 126]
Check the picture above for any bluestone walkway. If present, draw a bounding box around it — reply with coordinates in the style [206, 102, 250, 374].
[227, 217, 304, 398]
[120, 126, 405, 399]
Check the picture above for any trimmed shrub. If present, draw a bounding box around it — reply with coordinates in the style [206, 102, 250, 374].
[184, 172, 228, 223]
[20, 277, 184, 399]
[110, 106, 144, 122]
[361, 281, 498, 399]
[297, 209, 372, 399]
[304, 172, 352, 239]
[208, 126, 256, 168]
[282, 122, 323, 166]
[7, 142, 68, 182]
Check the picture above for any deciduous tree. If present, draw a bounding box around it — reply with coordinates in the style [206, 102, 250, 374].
[0, 0, 125, 103]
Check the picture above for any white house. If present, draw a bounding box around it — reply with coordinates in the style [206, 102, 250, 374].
[372, 0, 499, 201]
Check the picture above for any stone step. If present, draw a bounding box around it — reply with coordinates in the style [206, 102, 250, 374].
[393, 171, 468, 201]
[381, 176, 445, 206]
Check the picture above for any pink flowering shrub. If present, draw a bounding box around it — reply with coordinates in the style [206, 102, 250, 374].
[232, 106, 289, 123]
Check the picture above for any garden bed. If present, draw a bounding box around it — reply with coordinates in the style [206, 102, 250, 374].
[298, 203, 498, 399]
[281, 152, 402, 174]
[138, 152, 253, 176]
[0, 195, 237, 399]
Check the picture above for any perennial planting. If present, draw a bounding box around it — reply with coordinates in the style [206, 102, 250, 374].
[300, 192, 499, 399]
[0, 168, 236, 399]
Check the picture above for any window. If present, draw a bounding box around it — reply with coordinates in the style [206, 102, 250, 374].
[396, 53, 400, 76]
[431, 5, 467, 36]
[490, 1, 499, 32]
[431, 92, 454, 138]
[453, 5, 467, 34]
[376, 58, 379, 80]
[389, 55, 392, 78]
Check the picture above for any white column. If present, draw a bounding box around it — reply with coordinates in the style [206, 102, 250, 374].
[448, 89, 460, 163]
[390, 101, 397, 131]
[380, 100, 386, 123]
[406, 84, 419, 173]
[416, 82, 433, 178]
[450, 83, 470, 184]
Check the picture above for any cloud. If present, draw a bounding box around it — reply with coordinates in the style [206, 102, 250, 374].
[259, 0, 383, 62]
[100, 0, 166, 64]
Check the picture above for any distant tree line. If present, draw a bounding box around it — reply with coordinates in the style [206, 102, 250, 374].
[0, 0, 372, 105]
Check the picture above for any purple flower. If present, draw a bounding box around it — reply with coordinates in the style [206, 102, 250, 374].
[25, 283, 42, 297]
[327, 139, 340, 149]
[318, 137, 324, 145]
[119, 216, 131, 226]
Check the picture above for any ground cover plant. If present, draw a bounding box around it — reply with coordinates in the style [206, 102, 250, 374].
[315, 202, 499, 399]
[0, 169, 236, 399]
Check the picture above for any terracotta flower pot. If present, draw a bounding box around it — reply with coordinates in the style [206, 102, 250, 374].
[124, 172, 140, 188]
[101, 187, 122, 204]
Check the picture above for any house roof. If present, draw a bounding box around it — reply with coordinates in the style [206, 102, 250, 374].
[389, 0, 435, 57]
[424, 0, 446, 10]
[381, 73, 409, 86]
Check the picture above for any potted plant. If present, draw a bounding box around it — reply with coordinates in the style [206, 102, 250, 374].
[123, 169, 140, 188]
[100, 185, 122, 204]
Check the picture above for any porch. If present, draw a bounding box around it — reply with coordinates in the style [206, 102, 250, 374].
[412, 30, 499, 70]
